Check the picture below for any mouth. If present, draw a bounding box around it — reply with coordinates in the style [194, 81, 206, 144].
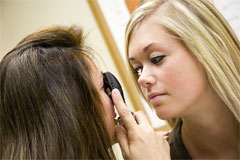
[148, 93, 167, 105]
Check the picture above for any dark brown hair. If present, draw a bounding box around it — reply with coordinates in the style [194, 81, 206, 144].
[0, 25, 115, 159]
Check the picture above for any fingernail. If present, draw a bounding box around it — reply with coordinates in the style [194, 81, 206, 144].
[112, 89, 120, 96]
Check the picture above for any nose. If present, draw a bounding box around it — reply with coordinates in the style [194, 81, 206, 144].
[137, 68, 156, 88]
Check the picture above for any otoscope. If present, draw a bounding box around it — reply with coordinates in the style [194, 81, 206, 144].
[103, 72, 126, 126]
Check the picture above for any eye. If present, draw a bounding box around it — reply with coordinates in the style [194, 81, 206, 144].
[133, 67, 142, 76]
[150, 55, 165, 64]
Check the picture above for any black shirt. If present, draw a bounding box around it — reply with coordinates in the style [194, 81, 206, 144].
[168, 120, 192, 160]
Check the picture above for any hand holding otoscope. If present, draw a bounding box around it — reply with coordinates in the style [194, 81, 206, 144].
[103, 72, 170, 160]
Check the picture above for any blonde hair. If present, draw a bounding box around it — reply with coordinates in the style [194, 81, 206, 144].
[125, 0, 240, 125]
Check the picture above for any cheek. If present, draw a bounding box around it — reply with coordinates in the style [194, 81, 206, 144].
[100, 93, 116, 143]
[164, 58, 207, 103]
[141, 87, 148, 98]
[101, 94, 114, 116]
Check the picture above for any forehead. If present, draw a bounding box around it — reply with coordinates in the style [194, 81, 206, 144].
[128, 3, 172, 53]
[128, 18, 169, 56]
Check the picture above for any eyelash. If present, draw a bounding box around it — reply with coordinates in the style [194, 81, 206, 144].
[133, 55, 165, 76]
[133, 67, 142, 76]
[151, 55, 165, 64]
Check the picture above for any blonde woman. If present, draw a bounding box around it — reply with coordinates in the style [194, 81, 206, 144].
[114, 0, 239, 159]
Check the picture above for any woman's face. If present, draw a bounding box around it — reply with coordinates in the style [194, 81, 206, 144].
[128, 17, 211, 120]
[90, 63, 116, 144]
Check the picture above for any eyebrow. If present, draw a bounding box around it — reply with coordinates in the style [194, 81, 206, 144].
[129, 43, 164, 62]
[143, 43, 156, 53]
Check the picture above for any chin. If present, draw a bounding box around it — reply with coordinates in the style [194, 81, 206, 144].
[157, 113, 177, 120]
[155, 107, 176, 120]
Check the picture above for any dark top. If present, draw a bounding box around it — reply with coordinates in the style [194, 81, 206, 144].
[168, 120, 192, 160]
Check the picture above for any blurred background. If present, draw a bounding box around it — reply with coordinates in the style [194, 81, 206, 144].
[0, 0, 239, 158]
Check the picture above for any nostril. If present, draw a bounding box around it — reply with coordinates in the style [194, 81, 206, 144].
[138, 74, 156, 88]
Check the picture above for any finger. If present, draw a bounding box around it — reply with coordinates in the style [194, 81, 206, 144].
[157, 131, 169, 135]
[163, 131, 170, 141]
[112, 89, 137, 130]
[134, 111, 151, 126]
[115, 125, 130, 158]
[161, 132, 170, 141]
[164, 131, 170, 135]
[156, 131, 170, 141]
[164, 135, 169, 141]
[163, 138, 170, 152]
[159, 131, 170, 136]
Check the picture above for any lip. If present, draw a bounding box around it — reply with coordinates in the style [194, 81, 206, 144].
[148, 92, 166, 105]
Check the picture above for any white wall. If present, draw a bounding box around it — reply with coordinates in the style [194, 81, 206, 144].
[1, 0, 105, 59]
[214, 0, 240, 40]
[0, 0, 134, 106]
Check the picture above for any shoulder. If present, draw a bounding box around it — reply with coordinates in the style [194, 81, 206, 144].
[168, 120, 192, 160]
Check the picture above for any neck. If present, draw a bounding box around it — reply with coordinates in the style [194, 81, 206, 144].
[181, 98, 239, 159]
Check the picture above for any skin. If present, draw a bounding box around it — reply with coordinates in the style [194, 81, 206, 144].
[90, 60, 171, 159]
[128, 24, 209, 120]
[90, 62, 116, 144]
[128, 9, 239, 159]
[112, 89, 170, 160]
